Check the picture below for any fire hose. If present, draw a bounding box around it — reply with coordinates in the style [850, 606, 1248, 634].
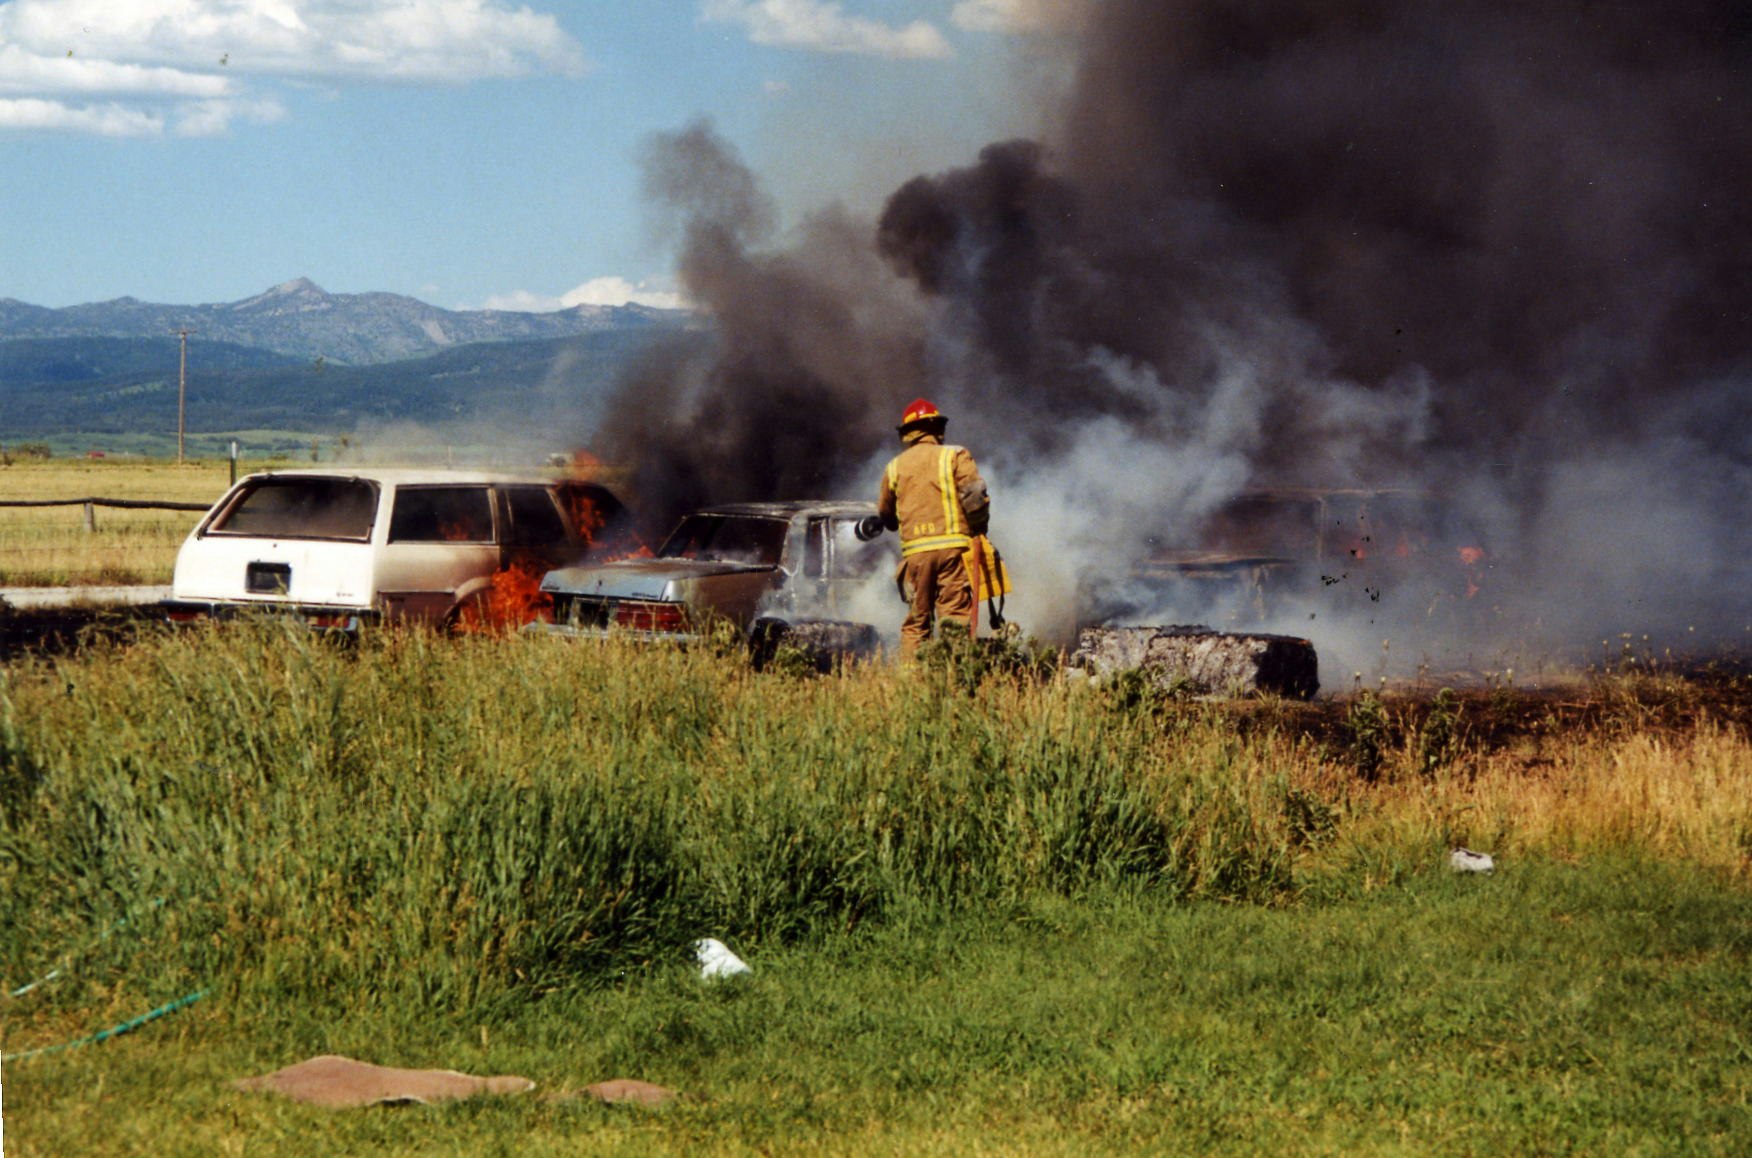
[4, 989, 209, 1062]
[3, 898, 207, 1063]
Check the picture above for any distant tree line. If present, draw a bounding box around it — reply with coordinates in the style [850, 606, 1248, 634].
[1, 442, 53, 464]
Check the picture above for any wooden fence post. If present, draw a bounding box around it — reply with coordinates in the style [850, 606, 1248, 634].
[83, 502, 97, 533]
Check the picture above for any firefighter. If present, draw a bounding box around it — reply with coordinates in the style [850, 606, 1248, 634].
[877, 398, 990, 657]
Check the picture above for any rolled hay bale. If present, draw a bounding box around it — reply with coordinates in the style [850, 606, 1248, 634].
[1068, 624, 1319, 700]
[749, 617, 880, 672]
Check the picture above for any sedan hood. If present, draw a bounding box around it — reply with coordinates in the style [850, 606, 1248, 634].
[541, 556, 775, 601]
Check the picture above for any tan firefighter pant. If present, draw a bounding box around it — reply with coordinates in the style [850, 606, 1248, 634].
[897, 546, 974, 656]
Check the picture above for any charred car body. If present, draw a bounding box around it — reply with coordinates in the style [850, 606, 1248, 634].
[166, 468, 624, 629]
[1134, 488, 1491, 625]
[534, 501, 893, 668]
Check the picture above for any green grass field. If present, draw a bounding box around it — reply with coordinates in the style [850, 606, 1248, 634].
[1, 622, 1747, 1154]
[6, 863, 1746, 1156]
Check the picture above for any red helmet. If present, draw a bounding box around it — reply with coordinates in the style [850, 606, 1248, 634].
[897, 397, 946, 433]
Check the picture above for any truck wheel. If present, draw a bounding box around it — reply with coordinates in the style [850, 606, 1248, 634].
[446, 592, 493, 634]
[747, 617, 791, 671]
[749, 617, 879, 673]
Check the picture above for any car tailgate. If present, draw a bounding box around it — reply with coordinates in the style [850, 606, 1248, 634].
[171, 536, 376, 609]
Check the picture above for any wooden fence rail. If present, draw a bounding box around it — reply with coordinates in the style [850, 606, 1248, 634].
[0, 497, 211, 532]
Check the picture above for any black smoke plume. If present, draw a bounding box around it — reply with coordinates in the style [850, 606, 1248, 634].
[593, 122, 925, 537]
[595, 2, 1749, 663]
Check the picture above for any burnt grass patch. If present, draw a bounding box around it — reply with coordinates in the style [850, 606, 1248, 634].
[0, 602, 164, 660]
[1218, 663, 1751, 776]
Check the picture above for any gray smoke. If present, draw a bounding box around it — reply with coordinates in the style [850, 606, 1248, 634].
[595, 2, 1750, 669]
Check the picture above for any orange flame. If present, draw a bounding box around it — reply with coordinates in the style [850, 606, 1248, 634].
[1457, 545, 1486, 598]
[567, 449, 605, 480]
[455, 559, 552, 633]
[562, 489, 609, 547]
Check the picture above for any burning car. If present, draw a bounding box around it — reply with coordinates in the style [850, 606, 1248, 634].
[1134, 487, 1490, 623]
[166, 468, 624, 630]
[534, 500, 894, 667]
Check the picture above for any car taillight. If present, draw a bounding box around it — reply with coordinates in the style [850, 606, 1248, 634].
[612, 600, 689, 632]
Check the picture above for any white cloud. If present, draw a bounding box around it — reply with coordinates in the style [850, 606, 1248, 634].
[0, 1, 586, 135]
[701, 0, 952, 60]
[950, 0, 1086, 34]
[0, 0, 585, 80]
[481, 277, 689, 313]
[561, 277, 688, 310]
[0, 44, 233, 96]
[0, 96, 163, 135]
[479, 290, 557, 312]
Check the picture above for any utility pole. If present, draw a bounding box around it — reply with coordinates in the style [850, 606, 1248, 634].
[174, 328, 194, 463]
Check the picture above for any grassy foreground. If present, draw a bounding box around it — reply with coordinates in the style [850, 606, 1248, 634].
[1, 623, 1748, 1153]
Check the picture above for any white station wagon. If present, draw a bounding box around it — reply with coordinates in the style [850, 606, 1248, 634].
[166, 468, 623, 629]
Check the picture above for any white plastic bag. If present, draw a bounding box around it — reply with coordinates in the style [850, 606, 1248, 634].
[694, 938, 752, 980]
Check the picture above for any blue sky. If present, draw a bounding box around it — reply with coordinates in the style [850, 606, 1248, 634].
[0, 1, 1062, 310]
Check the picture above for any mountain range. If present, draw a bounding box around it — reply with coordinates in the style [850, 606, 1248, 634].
[0, 280, 702, 446]
[0, 278, 692, 366]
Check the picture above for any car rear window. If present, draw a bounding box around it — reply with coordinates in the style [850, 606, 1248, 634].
[501, 485, 567, 548]
[803, 516, 892, 580]
[388, 486, 495, 543]
[207, 478, 378, 541]
[829, 518, 891, 579]
[1328, 496, 1440, 559]
[659, 514, 788, 565]
[554, 481, 626, 541]
[1200, 496, 1321, 556]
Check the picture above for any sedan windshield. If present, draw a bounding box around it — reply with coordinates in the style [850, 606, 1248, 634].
[658, 514, 788, 565]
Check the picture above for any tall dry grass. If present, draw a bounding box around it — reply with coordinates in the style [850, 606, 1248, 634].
[0, 620, 1744, 1022]
[1330, 723, 1751, 869]
[0, 459, 241, 585]
[1282, 675, 1752, 893]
